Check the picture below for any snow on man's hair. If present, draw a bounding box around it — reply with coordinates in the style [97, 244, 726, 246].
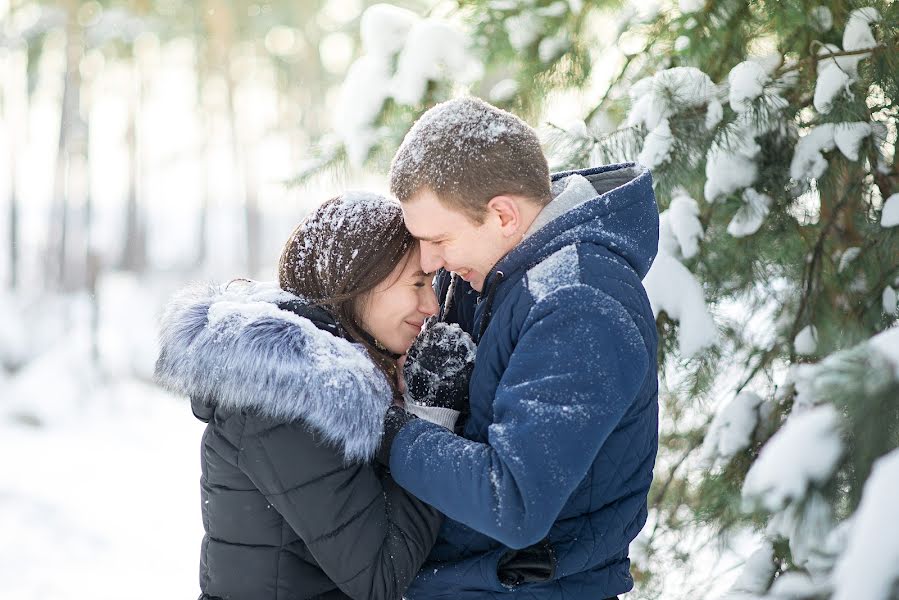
[389, 96, 551, 222]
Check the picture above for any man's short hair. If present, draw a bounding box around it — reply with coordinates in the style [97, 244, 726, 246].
[389, 96, 552, 223]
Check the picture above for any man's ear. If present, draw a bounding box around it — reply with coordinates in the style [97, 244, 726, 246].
[486, 196, 522, 238]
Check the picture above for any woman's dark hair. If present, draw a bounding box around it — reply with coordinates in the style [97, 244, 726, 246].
[278, 192, 414, 392]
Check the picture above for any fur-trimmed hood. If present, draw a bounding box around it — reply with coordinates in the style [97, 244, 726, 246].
[154, 281, 392, 462]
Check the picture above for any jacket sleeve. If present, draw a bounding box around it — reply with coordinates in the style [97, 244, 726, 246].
[388, 284, 651, 549]
[238, 418, 442, 600]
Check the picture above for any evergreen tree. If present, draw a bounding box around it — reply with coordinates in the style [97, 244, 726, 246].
[321, 1, 898, 598]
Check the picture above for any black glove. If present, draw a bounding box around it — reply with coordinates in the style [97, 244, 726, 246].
[403, 319, 476, 413]
[497, 538, 557, 588]
[376, 406, 416, 467]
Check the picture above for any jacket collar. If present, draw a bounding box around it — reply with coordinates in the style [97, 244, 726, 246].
[484, 163, 659, 292]
[154, 281, 392, 463]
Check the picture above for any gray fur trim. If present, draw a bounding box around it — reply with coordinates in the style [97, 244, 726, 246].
[154, 281, 392, 462]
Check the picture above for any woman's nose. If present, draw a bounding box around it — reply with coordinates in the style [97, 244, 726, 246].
[420, 288, 439, 317]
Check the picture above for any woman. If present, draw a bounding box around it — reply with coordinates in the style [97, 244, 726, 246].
[155, 192, 450, 600]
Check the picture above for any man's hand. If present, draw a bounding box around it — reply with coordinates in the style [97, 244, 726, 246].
[403, 319, 476, 413]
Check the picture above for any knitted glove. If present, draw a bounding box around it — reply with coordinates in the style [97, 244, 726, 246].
[376, 406, 416, 467]
[403, 319, 476, 414]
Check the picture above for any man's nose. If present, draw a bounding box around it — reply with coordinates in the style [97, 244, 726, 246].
[419, 242, 444, 274]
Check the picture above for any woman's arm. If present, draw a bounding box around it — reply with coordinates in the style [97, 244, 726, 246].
[238, 416, 442, 600]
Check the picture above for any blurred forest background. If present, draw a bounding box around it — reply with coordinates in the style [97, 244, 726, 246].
[1, 1, 897, 599]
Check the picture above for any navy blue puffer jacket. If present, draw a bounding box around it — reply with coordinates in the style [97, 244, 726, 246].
[389, 163, 660, 599]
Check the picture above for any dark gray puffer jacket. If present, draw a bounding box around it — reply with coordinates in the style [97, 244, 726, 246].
[155, 281, 442, 600]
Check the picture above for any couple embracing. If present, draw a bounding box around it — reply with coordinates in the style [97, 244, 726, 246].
[155, 97, 660, 600]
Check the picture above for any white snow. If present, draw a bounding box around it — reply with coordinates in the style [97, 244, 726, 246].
[392, 19, 482, 106]
[333, 55, 392, 167]
[638, 119, 675, 170]
[359, 3, 419, 57]
[489, 78, 519, 102]
[659, 191, 704, 260]
[742, 404, 843, 513]
[881, 193, 899, 227]
[645, 192, 717, 357]
[333, 8, 482, 165]
[627, 67, 717, 132]
[837, 247, 860, 273]
[644, 253, 718, 357]
[813, 62, 852, 114]
[842, 7, 881, 53]
[794, 325, 818, 355]
[833, 122, 871, 161]
[705, 99, 724, 130]
[526, 244, 581, 302]
[809, 6, 833, 32]
[832, 448, 899, 600]
[701, 391, 764, 468]
[1, 393, 204, 599]
[727, 61, 768, 113]
[538, 32, 570, 63]
[674, 36, 690, 51]
[868, 326, 899, 378]
[790, 124, 835, 181]
[883, 286, 898, 316]
[727, 188, 772, 238]
[505, 12, 544, 50]
[538, 1, 569, 18]
[813, 11, 880, 114]
[704, 139, 759, 202]
[768, 571, 827, 597]
[727, 542, 775, 594]
[678, 0, 704, 13]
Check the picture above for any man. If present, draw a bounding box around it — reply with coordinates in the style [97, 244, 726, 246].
[381, 96, 660, 599]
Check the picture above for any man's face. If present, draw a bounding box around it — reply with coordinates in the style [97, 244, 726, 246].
[402, 188, 510, 292]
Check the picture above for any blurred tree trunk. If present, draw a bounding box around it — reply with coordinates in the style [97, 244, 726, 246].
[196, 101, 211, 269]
[7, 144, 18, 290]
[205, 0, 260, 277]
[224, 64, 261, 278]
[47, 1, 84, 290]
[118, 0, 151, 274]
[191, 3, 214, 269]
[5, 48, 23, 290]
[118, 48, 147, 273]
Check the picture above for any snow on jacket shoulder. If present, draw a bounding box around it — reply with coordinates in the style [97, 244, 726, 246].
[155, 281, 442, 600]
[390, 163, 660, 600]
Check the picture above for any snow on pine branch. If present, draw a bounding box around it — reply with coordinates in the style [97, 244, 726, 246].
[333, 4, 482, 166]
[831, 448, 899, 600]
[700, 391, 770, 470]
[626, 67, 721, 170]
[643, 191, 718, 357]
[741, 403, 843, 514]
[745, 327, 899, 515]
[814, 8, 882, 114]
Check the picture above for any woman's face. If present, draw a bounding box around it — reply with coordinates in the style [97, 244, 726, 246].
[359, 245, 439, 354]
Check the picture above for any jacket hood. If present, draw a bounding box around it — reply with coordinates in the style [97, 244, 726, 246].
[154, 281, 392, 462]
[493, 163, 659, 285]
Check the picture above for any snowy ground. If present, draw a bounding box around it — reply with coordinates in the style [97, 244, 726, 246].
[0, 379, 205, 599]
[1, 277, 206, 600]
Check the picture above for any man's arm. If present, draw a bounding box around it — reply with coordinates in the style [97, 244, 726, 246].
[388, 284, 650, 549]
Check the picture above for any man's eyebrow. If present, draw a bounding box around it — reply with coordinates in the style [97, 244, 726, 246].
[411, 269, 431, 277]
[413, 233, 448, 242]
